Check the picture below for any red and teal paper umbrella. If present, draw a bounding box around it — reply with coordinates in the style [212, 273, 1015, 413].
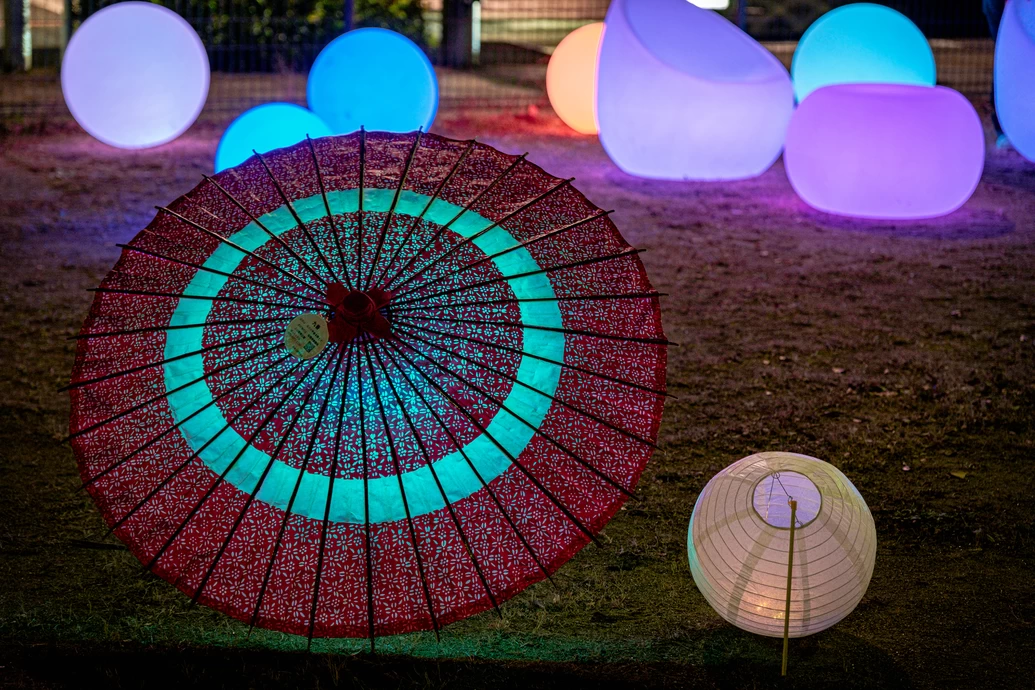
[67, 131, 669, 644]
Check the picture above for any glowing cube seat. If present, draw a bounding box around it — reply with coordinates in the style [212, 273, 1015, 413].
[596, 0, 794, 181]
[995, 0, 1035, 163]
[784, 84, 985, 219]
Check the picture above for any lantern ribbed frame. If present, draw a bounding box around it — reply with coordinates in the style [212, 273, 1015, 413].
[687, 452, 876, 638]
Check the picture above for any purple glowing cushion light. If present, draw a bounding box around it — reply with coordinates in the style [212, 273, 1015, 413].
[596, 0, 794, 181]
[995, 0, 1035, 163]
[61, 2, 209, 149]
[784, 84, 985, 219]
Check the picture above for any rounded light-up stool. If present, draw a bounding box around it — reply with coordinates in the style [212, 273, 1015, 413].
[546, 22, 604, 135]
[61, 2, 210, 149]
[597, 0, 794, 180]
[687, 452, 876, 638]
[215, 103, 332, 172]
[792, 3, 935, 103]
[995, 0, 1035, 163]
[784, 84, 985, 219]
[307, 28, 438, 135]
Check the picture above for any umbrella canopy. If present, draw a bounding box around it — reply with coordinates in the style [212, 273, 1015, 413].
[67, 130, 669, 643]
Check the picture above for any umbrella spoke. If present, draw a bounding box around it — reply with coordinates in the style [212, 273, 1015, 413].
[383, 152, 528, 292]
[306, 135, 354, 291]
[68, 340, 285, 442]
[356, 127, 367, 291]
[71, 316, 292, 341]
[388, 317, 670, 398]
[89, 285, 314, 312]
[362, 346, 442, 638]
[390, 176, 574, 298]
[372, 139, 476, 289]
[116, 240, 329, 310]
[382, 338, 601, 545]
[390, 292, 665, 312]
[363, 129, 423, 290]
[376, 342, 556, 585]
[253, 150, 340, 283]
[388, 247, 644, 309]
[390, 208, 609, 302]
[105, 352, 309, 540]
[392, 312, 673, 347]
[62, 327, 284, 392]
[355, 346, 377, 651]
[157, 204, 327, 300]
[369, 344, 502, 618]
[249, 347, 349, 632]
[81, 350, 293, 491]
[307, 344, 357, 648]
[394, 324, 658, 449]
[189, 352, 340, 605]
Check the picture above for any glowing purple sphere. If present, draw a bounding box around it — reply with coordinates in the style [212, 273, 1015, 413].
[597, 0, 794, 181]
[61, 2, 210, 149]
[784, 84, 985, 219]
[995, 0, 1035, 163]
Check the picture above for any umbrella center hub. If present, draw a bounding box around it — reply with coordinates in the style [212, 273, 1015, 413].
[325, 282, 393, 343]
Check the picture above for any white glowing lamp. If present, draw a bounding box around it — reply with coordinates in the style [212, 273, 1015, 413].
[596, 0, 794, 180]
[61, 2, 210, 149]
[995, 0, 1035, 163]
[687, 452, 876, 639]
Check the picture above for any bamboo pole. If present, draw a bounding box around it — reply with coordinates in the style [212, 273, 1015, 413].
[781, 499, 798, 677]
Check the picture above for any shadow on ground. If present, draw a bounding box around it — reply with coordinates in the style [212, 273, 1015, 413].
[3, 630, 909, 690]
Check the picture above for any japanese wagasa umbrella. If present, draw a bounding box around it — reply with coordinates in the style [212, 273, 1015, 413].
[67, 130, 669, 643]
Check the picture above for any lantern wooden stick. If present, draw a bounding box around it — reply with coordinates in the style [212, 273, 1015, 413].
[782, 499, 797, 677]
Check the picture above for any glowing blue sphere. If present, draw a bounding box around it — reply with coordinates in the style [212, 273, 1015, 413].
[792, 3, 935, 102]
[61, 2, 209, 149]
[995, 0, 1035, 163]
[307, 28, 438, 134]
[215, 104, 333, 172]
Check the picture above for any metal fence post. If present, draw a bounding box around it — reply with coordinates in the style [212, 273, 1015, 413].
[442, 0, 474, 68]
[3, 0, 33, 71]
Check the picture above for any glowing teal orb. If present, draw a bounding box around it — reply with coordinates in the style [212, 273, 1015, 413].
[307, 28, 438, 134]
[791, 3, 935, 102]
[214, 103, 332, 172]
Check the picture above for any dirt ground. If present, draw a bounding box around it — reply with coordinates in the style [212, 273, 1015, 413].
[0, 110, 1033, 689]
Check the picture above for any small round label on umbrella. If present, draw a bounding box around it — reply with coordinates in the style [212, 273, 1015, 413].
[284, 313, 329, 360]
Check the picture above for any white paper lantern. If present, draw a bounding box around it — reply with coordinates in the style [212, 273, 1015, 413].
[687, 452, 876, 638]
[995, 0, 1035, 163]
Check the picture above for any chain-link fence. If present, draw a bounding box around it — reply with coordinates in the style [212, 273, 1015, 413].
[0, 0, 998, 120]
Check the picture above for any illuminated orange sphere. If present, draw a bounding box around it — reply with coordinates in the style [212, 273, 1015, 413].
[546, 22, 604, 135]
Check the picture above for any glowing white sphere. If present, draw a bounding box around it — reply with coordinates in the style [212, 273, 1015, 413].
[61, 2, 210, 149]
[307, 28, 438, 134]
[546, 22, 604, 135]
[687, 452, 877, 638]
[215, 104, 333, 172]
[792, 3, 935, 102]
[995, 0, 1035, 163]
